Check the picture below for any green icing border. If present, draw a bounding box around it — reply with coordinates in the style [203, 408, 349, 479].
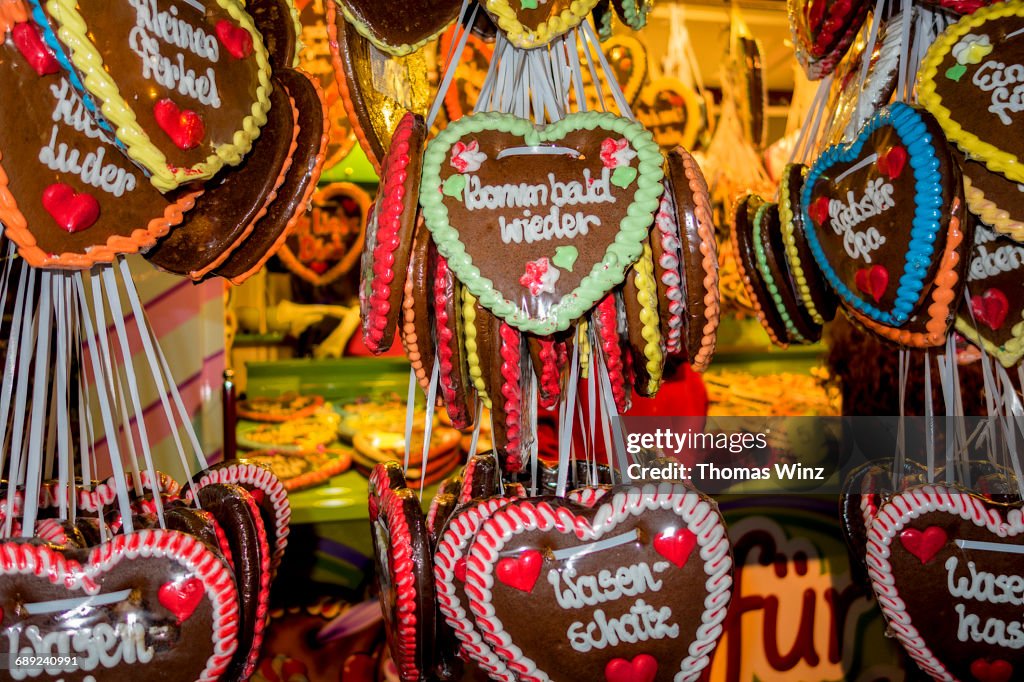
[616, 0, 649, 30]
[419, 111, 664, 336]
[754, 201, 807, 344]
[779, 163, 826, 325]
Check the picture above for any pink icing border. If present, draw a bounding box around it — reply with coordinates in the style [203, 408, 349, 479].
[654, 193, 685, 354]
[592, 294, 631, 413]
[466, 485, 733, 682]
[0, 529, 240, 681]
[865, 485, 1024, 682]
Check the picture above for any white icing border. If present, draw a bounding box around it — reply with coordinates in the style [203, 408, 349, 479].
[865, 484, 1024, 682]
[190, 462, 291, 574]
[435, 497, 516, 681]
[465, 483, 733, 682]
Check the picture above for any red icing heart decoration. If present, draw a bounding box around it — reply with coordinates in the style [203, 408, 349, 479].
[11, 22, 59, 76]
[153, 99, 206, 151]
[653, 529, 696, 569]
[159, 577, 205, 622]
[808, 195, 831, 226]
[854, 264, 888, 303]
[496, 550, 543, 592]
[971, 659, 1014, 682]
[454, 557, 467, 582]
[216, 19, 254, 59]
[605, 654, 658, 682]
[41, 183, 100, 233]
[877, 146, 907, 180]
[898, 526, 947, 564]
[972, 288, 1009, 331]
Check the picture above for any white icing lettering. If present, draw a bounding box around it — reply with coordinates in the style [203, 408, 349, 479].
[828, 177, 892, 263]
[547, 561, 669, 609]
[128, 31, 221, 108]
[968, 230, 1024, 281]
[565, 599, 679, 653]
[946, 556, 1024, 606]
[5, 623, 154, 680]
[127, 0, 219, 62]
[39, 126, 138, 197]
[973, 61, 1024, 125]
[955, 603, 1024, 649]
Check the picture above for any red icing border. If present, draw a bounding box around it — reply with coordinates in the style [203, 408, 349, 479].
[498, 322, 522, 474]
[364, 112, 419, 352]
[593, 294, 631, 413]
[535, 338, 564, 410]
[434, 254, 472, 429]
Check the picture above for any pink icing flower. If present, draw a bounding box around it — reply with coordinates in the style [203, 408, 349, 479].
[599, 138, 637, 169]
[520, 257, 560, 297]
[450, 140, 487, 172]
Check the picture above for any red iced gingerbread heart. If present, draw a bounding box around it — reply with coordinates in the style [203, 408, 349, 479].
[877, 146, 907, 180]
[11, 22, 59, 76]
[972, 288, 1009, 331]
[653, 528, 696, 568]
[159, 576, 205, 622]
[898, 526, 947, 564]
[854, 264, 888, 303]
[495, 549, 542, 592]
[216, 19, 254, 59]
[41, 183, 100, 233]
[154, 99, 206, 151]
[605, 654, 658, 682]
[971, 659, 1014, 682]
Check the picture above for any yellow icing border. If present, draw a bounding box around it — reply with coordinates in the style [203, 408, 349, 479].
[918, 1, 1024, 185]
[484, 0, 600, 50]
[779, 164, 826, 324]
[955, 313, 1024, 368]
[462, 288, 492, 409]
[963, 174, 1024, 241]
[337, 0, 454, 57]
[285, 0, 303, 67]
[46, 0, 273, 192]
[632, 241, 664, 395]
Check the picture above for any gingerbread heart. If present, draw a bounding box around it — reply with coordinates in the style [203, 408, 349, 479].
[622, 243, 665, 396]
[591, 293, 633, 414]
[955, 219, 1024, 367]
[368, 463, 436, 682]
[788, 0, 870, 79]
[277, 181, 372, 286]
[296, 0, 357, 170]
[733, 194, 791, 347]
[803, 103, 963, 328]
[328, 3, 431, 172]
[360, 112, 427, 354]
[441, 25, 494, 123]
[635, 78, 703, 153]
[572, 35, 648, 113]
[400, 216, 438, 394]
[0, 30, 197, 268]
[420, 111, 664, 335]
[779, 163, 838, 325]
[145, 82, 297, 280]
[958, 147, 1024, 242]
[481, 0, 600, 50]
[0, 530, 239, 681]
[335, 0, 459, 56]
[464, 484, 732, 682]
[867, 485, 1024, 682]
[190, 461, 291, 577]
[245, 0, 301, 70]
[214, 67, 330, 285]
[433, 255, 478, 430]
[32, 0, 272, 191]
[919, 3, 1024, 185]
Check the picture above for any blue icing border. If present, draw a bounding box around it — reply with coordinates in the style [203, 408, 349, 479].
[801, 102, 945, 327]
[29, 1, 119, 142]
